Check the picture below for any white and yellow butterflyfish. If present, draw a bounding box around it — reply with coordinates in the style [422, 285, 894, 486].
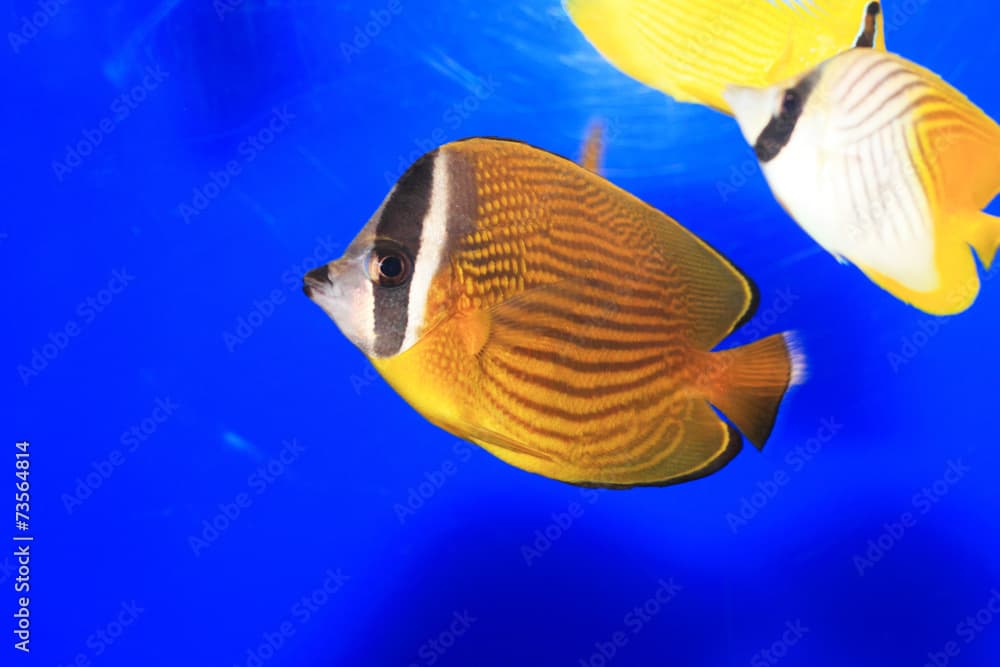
[725, 48, 1000, 315]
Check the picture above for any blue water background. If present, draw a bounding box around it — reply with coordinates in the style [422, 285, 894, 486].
[9, 1, 1000, 665]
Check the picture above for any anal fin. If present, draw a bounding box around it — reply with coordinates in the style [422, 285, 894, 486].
[573, 400, 743, 489]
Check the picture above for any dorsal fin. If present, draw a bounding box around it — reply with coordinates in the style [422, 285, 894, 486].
[578, 120, 605, 173]
[854, 2, 882, 48]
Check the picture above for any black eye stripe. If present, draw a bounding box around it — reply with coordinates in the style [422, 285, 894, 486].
[753, 70, 821, 163]
[370, 151, 436, 358]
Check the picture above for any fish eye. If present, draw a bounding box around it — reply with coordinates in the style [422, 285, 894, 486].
[780, 89, 801, 117]
[367, 245, 412, 288]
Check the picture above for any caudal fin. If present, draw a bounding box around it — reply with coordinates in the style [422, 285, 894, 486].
[701, 333, 805, 450]
[964, 209, 1000, 270]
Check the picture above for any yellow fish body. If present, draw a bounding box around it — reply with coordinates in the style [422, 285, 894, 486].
[725, 49, 1000, 315]
[304, 137, 804, 488]
[564, 0, 885, 114]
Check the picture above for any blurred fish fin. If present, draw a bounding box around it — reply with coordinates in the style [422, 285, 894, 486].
[963, 209, 1000, 270]
[702, 332, 804, 450]
[874, 1, 887, 50]
[578, 119, 605, 173]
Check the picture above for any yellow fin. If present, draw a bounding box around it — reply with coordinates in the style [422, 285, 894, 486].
[578, 120, 605, 173]
[564, 0, 885, 114]
[964, 210, 1000, 269]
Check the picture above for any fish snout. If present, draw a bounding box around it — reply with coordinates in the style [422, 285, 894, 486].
[723, 84, 775, 146]
[303, 265, 333, 298]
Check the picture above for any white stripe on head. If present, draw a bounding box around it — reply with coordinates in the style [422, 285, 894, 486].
[400, 151, 451, 352]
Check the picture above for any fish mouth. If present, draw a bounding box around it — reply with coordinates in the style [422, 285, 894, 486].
[302, 265, 332, 298]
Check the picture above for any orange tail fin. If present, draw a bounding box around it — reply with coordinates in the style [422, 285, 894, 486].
[701, 333, 805, 449]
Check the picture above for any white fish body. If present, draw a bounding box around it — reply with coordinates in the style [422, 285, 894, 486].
[726, 48, 1000, 314]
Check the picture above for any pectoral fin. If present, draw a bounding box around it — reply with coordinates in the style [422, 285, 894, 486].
[457, 420, 557, 463]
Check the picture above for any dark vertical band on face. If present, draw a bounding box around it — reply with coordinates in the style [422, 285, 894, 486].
[371, 150, 437, 357]
[753, 70, 821, 163]
[854, 2, 881, 48]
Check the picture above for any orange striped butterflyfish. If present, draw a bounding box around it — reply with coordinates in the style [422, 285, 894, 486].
[304, 135, 804, 488]
[725, 49, 1000, 315]
[563, 0, 885, 115]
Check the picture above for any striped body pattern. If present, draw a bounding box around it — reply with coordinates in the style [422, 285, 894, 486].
[397, 141, 733, 485]
[727, 49, 1000, 314]
[564, 0, 884, 114]
[305, 138, 801, 488]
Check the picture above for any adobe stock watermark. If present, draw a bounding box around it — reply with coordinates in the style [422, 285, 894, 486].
[577, 578, 682, 667]
[17, 268, 135, 385]
[0, 557, 13, 586]
[234, 568, 349, 667]
[8, 0, 69, 54]
[55, 600, 144, 667]
[407, 610, 476, 667]
[188, 438, 306, 557]
[887, 264, 998, 372]
[751, 620, 810, 667]
[61, 397, 179, 514]
[213, 0, 245, 21]
[494, 4, 568, 34]
[716, 154, 762, 202]
[923, 588, 1000, 667]
[349, 360, 380, 395]
[884, 0, 932, 35]
[178, 106, 295, 224]
[223, 235, 339, 352]
[852, 458, 969, 576]
[51, 66, 169, 181]
[725, 417, 843, 533]
[340, 0, 403, 63]
[383, 74, 501, 187]
[521, 486, 605, 567]
[393, 441, 473, 523]
[733, 287, 799, 343]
